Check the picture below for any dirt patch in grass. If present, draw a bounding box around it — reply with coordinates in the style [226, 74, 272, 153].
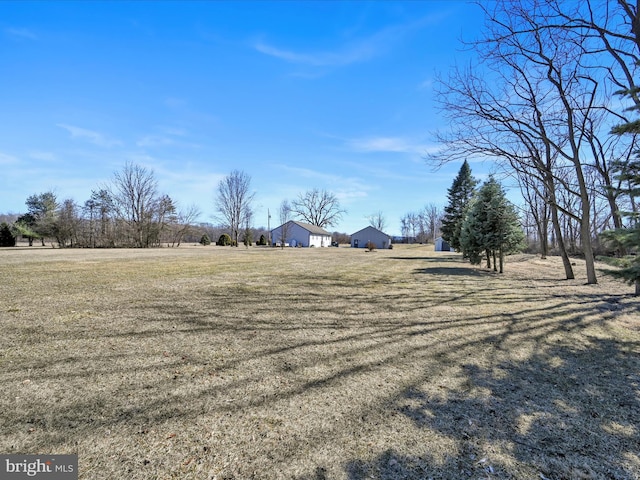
[0, 245, 638, 479]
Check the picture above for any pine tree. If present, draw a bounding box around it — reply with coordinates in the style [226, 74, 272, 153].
[601, 158, 640, 295]
[603, 89, 640, 295]
[0, 222, 15, 247]
[441, 160, 478, 251]
[460, 177, 525, 273]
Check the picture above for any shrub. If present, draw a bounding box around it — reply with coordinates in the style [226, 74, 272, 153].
[0, 222, 15, 247]
[366, 241, 376, 252]
[217, 233, 232, 246]
[258, 234, 267, 246]
[242, 230, 253, 247]
[199, 234, 211, 246]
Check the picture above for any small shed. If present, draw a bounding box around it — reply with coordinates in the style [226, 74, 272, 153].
[435, 236, 455, 252]
[350, 226, 392, 249]
[270, 220, 332, 247]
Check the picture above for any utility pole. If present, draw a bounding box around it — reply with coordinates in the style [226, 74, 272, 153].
[267, 208, 271, 246]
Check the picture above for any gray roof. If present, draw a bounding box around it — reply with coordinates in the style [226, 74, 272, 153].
[350, 225, 391, 238]
[290, 221, 332, 236]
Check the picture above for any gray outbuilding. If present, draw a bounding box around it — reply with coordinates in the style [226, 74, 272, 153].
[350, 226, 392, 249]
[435, 236, 455, 252]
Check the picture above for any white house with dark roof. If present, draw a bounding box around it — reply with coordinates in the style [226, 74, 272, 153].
[270, 220, 332, 247]
[350, 226, 392, 249]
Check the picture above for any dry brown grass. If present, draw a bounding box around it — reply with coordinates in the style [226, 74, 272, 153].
[0, 244, 638, 479]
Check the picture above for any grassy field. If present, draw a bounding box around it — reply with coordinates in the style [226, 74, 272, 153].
[0, 244, 638, 479]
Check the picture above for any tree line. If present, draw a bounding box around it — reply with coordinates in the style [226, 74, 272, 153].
[0, 164, 350, 249]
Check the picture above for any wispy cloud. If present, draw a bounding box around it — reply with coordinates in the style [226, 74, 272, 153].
[0, 152, 20, 165]
[253, 13, 443, 68]
[28, 151, 57, 162]
[136, 126, 199, 148]
[254, 40, 379, 68]
[56, 124, 122, 148]
[418, 78, 433, 91]
[347, 136, 438, 156]
[5, 27, 37, 40]
[136, 135, 176, 148]
[273, 164, 373, 203]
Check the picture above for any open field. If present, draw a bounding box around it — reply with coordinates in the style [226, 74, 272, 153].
[0, 244, 639, 479]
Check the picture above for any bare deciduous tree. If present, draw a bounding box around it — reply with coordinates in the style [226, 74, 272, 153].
[215, 170, 255, 247]
[367, 211, 387, 232]
[291, 188, 345, 228]
[109, 162, 162, 248]
[278, 200, 292, 248]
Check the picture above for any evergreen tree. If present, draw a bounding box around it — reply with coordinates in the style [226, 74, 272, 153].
[601, 158, 640, 295]
[0, 222, 15, 247]
[603, 90, 640, 295]
[460, 177, 525, 273]
[441, 160, 478, 251]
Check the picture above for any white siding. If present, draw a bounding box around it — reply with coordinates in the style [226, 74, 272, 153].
[270, 221, 332, 247]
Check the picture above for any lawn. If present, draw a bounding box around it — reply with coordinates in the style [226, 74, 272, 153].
[0, 244, 638, 479]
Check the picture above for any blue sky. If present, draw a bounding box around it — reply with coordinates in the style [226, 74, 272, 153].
[0, 1, 490, 235]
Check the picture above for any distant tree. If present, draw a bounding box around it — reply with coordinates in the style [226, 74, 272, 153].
[13, 213, 39, 246]
[423, 203, 442, 244]
[168, 204, 201, 247]
[215, 170, 255, 248]
[84, 189, 114, 247]
[441, 161, 478, 251]
[25, 191, 58, 246]
[53, 198, 80, 247]
[367, 211, 387, 232]
[0, 222, 15, 247]
[109, 162, 161, 247]
[242, 229, 253, 247]
[278, 200, 292, 248]
[331, 231, 351, 245]
[258, 234, 267, 246]
[291, 188, 345, 228]
[200, 234, 211, 246]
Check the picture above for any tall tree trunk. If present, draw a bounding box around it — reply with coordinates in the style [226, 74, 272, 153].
[546, 172, 575, 279]
[575, 166, 598, 284]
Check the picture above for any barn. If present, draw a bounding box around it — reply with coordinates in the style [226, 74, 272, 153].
[350, 226, 392, 249]
[270, 220, 332, 247]
[435, 236, 455, 252]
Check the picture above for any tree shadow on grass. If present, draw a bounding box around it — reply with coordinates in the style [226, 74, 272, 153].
[346, 337, 640, 479]
[414, 266, 488, 277]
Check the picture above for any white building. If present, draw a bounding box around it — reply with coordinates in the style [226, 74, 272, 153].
[270, 220, 332, 247]
[350, 226, 392, 249]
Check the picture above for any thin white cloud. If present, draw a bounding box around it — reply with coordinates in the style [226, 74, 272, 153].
[0, 152, 20, 165]
[418, 78, 433, 91]
[253, 13, 444, 68]
[5, 27, 37, 40]
[56, 124, 122, 148]
[273, 164, 372, 204]
[136, 135, 176, 148]
[347, 136, 439, 156]
[28, 151, 57, 162]
[254, 40, 379, 67]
